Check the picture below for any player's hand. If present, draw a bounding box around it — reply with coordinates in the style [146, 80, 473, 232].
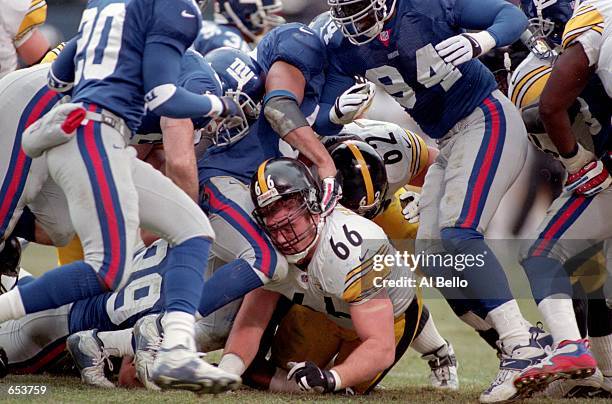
[320, 176, 342, 217]
[561, 143, 612, 197]
[435, 31, 496, 66]
[399, 190, 421, 223]
[207, 94, 246, 121]
[330, 77, 376, 125]
[287, 361, 338, 393]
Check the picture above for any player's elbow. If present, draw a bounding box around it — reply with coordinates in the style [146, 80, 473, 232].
[538, 95, 560, 125]
[145, 84, 179, 116]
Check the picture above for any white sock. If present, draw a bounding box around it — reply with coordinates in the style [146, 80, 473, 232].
[486, 300, 530, 351]
[411, 316, 447, 354]
[161, 311, 196, 351]
[591, 334, 612, 377]
[269, 367, 301, 393]
[538, 296, 581, 343]
[97, 329, 134, 357]
[0, 289, 26, 323]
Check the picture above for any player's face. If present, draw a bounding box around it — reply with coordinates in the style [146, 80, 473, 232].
[260, 194, 320, 257]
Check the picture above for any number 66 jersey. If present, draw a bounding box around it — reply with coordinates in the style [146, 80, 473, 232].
[265, 206, 415, 330]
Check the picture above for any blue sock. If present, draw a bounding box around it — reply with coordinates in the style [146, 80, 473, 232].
[163, 237, 211, 314]
[198, 259, 263, 317]
[522, 256, 573, 304]
[440, 227, 512, 318]
[20, 262, 104, 314]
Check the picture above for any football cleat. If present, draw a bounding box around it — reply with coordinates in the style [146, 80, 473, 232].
[132, 314, 163, 391]
[66, 330, 115, 388]
[151, 345, 241, 394]
[480, 337, 547, 403]
[541, 367, 604, 398]
[421, 342, 459, 390]
[514, 339, 597, 395]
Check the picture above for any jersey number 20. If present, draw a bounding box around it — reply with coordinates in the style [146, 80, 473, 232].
[75, 3, 126, 83]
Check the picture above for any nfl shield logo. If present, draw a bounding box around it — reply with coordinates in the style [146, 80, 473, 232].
[379, 29, 391, 47]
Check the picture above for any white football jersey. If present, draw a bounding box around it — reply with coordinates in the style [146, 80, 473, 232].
[340, 119, 429, 196]
[0, 0, 47, 79]
[562, 0, 612, 96]
[265, 206, 415, 330]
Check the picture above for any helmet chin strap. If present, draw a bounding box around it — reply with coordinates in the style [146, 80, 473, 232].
[285, 218, 325, 264]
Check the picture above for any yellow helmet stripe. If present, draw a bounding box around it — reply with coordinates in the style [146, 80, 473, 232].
[257, 159, 270, 193]
[511, 65, 550, 106]
[347, 142, 375, 205]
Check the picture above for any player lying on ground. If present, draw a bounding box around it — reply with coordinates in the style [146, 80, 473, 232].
[212, 157, 455, 394]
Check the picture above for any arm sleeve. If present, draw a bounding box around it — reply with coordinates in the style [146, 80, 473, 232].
[146, 0, 201, 54]
[142, 42, 220, 118]
[48, 37, 77, 91]
[451, 0, 528, 46]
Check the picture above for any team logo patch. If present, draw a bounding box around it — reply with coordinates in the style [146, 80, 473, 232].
[379, 29, 391, 47]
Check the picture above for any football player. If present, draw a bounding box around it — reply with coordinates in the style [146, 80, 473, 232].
[514, 0, 612, 395]
[215, 157, 456, 394]
[0, 0, 50, 79]
[312, 1, 542, 401]
[192, 0, 285, 55]
[0, 0, 245, 393]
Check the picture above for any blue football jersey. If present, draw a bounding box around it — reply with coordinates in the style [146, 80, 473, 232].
[70, 0, 202, 131]
[68, 241, 171, 333]
[312, 2, 498, 139]
[198, 23, 327, 184]
[133, 49, 223, 144]
[192, 20, 251, 55]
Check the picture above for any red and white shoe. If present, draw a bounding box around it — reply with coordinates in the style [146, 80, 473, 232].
[514, 339, 597, 395]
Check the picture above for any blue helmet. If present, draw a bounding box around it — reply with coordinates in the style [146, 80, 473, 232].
[327, 0, 397, 45]
[196, 0, 210, 13]
[521, 0, 575, 45]
[204, 47, 266, 146]
[214, 0, 285, 42]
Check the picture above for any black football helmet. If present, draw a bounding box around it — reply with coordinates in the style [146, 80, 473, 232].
[328, 139, 388, 219]
[250, 158, 322, 263]
[0, 236, 22, 294]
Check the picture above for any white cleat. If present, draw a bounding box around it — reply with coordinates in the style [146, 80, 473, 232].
[542, 367, 605, 398]
[132, 315, 162, 391]
[421, 342, 459, 390]
[479, 339, 546, 403]
[66, 330, 115, 388]
[151, 345, 241, 394]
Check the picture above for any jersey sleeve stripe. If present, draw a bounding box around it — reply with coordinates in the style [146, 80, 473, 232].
[515, 68, 551, 108]
[407, 130, 429, 179]
[403, 130, 419, 179]
[345, 244, 390, 285]
[510, 65, 550, 106]
[347, 142, 375, 205]
[16, 0, 47, 42]
[562, 8, 605, 49]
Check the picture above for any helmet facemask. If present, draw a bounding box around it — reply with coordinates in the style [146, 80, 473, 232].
[207, 88, 258, 147]
[328, 0, 396, 45]
[254, 192, 323, 264]
[219, 0, 286, 42]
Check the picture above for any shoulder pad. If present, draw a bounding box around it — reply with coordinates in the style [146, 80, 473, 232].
[150, 0, 201, 52]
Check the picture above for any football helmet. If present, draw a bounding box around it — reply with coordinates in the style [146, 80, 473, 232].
[204, 47, 266, 146]
[328, 139, 388, 219]
[214, 0, 285, 42]
[327, 0, 397, 45]
[0, 236, 21, 294]
[250, 158, 323, 263]
[521, 0, 575, 47]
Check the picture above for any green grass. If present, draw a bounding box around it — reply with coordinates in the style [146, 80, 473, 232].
[1, 245, 603, 403]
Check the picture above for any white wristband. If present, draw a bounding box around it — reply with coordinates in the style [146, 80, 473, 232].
[218, 353, 246, 376]
[207, 95, 224, 118]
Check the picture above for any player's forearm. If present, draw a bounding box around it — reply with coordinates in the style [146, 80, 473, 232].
[539, 108, 576, 156]
[48, 37, 77, 92]
[455, 0, 527, 46]
[284, 127, 337, 179]
[161, 117, 198, 201]
[17, 30, 50, 65]
[332, 338, 395, 389]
